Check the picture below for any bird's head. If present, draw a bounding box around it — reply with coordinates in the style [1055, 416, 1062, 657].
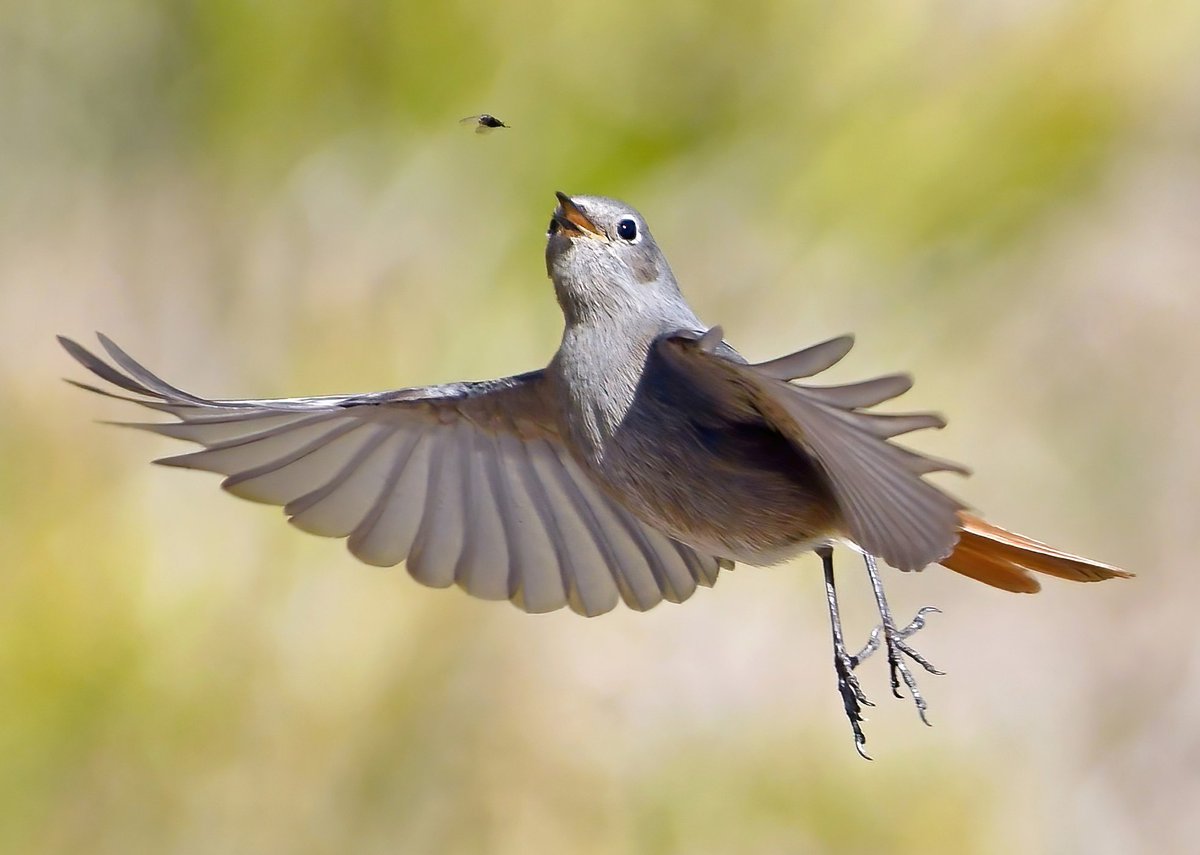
[545, 192, 685, 326]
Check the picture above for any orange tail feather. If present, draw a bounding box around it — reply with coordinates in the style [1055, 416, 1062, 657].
[940, 512, 1134, 594]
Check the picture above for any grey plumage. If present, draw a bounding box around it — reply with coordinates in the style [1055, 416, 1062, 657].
[545, 194, 966, 572]
[59, 193, 966, 614]
[59, 191, 1136, 756]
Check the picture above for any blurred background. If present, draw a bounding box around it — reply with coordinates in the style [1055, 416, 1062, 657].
[2, 1, 1198, 852]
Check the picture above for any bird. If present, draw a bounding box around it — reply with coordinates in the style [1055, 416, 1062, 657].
[459, 114, 509, 134]
[59, 191, 1133, 757]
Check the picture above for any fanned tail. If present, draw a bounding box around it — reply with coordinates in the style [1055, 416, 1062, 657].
[941, 511, 1134, 593]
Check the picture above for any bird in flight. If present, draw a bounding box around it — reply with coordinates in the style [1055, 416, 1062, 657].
[60, 191, 1132, 757]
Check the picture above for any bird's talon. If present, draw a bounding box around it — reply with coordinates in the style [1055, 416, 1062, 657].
[852, 601, 944, 727]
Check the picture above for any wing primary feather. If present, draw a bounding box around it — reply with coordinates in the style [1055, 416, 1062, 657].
[477, 432, 525, 601]
[59, 336, 161, 397]
[150, 408, 325, 427]
[800, 374, 913, 409]
[161, 412, 340, 455]
[285, 428, 402, 537]
[96, 333, 212, 405]
[753, 335, 855, 380]
[770, 381, 964, 570]
[406, 430, 465, 588]
[503, 436, 568, 613]
[853, 411, 947, 439]
[67, 381, 180, 413]
[130, 412, 326, 446]
[489, 431, 562, 611]
[155, 417, 352, 475]
[889, 444, 972, 476]
[216, 421, 366, 489]
[345, 430, 426, 565]
[453, 424, 512, 600]
[486, 433, 526, 602]
[283, 425, 392, 517]
[514, 439, 582, 613]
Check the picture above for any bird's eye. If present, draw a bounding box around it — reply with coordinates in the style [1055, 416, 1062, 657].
[616, 218, 638, 241]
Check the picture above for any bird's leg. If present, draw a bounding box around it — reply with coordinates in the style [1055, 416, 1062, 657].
[853, 552, 944, 726]
[819, 545, 873, 759]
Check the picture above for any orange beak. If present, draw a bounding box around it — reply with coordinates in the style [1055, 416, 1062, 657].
[552, 192, 603, 238]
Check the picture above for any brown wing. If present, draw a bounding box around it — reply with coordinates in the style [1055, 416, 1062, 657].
[654, 327, 969, 571]
[59, 334, 731, 616]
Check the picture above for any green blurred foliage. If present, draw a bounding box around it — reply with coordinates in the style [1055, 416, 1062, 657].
[2, 0, 1199, 852]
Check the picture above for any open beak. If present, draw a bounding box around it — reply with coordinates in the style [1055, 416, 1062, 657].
[551, 191, 604, 238]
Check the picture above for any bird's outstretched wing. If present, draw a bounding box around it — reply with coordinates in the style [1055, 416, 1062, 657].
[59, 334, 730, 617]
[653, 327, 970, 572]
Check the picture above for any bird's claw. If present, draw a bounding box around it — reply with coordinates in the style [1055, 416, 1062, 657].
[852, 606, 944, 726]
[833, 646, 874, 760]
[821, 550, 944, 757]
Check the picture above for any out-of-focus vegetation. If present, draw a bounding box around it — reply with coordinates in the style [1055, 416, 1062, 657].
[3, 1, 1198, 852]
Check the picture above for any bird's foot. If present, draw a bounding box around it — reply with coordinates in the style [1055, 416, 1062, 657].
[851, 606, 944, 726]
[834, 643, 875, 759]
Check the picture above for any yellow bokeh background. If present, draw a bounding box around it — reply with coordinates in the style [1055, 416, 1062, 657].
[3, 1, 1198, 852]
